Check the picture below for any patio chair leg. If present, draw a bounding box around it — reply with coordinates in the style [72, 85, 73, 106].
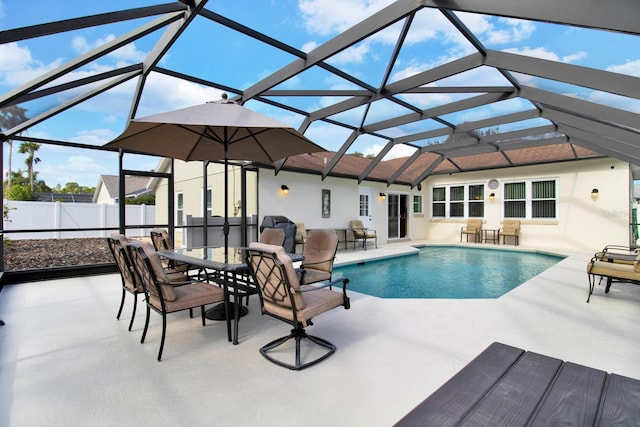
[117, 288, 126, 320]
[158, 313, 167, 361]
[200, 306, 206, 326]
[128, 293, 138, 331]
[141, 306, 150, 344]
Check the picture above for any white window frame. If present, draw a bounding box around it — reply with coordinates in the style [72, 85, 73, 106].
[176, 192, 184, 226]
[203, 187, 212, 217]
[503, 178, 558, 220]
[431, 183, 485, 218]
[413, 194, 423, 214]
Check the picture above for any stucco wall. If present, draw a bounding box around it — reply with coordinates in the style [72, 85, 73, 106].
[422, 158, 631, 252]
[258, 170, 426, 244]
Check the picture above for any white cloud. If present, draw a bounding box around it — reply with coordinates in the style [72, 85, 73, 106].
[562, 52, 586, 63]
[298, 0, 394, 35]
[326, 42, 371, 65]
[0, 42, 64, 86]
[363, 142, 417, 159]
[502, 46, 559, 61]
[72, 34, 147, 63]
[607, 59, 640, 77]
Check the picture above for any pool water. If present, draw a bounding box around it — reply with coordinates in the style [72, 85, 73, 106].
[332, 246, 564, 299]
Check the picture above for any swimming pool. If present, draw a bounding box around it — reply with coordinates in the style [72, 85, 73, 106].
[332, 246, 564, 299]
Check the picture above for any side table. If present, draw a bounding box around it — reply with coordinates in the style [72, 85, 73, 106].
[482, 229, 500, 244]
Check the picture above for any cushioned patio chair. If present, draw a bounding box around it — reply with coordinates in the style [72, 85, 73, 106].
[349, 220, 377, 250]
[500, 219, 520, 245]
[150, 228, 196, 276]
[107, 234, 144, 331]
[299, 229, 339, 286]
[259, 227, 285, 246]
[294, 222, 307, 253]
[586, 246, 640, 302]
[460, 219, 482, 243]
[245, 242, 350, 370]
[126, 241, 226, 361]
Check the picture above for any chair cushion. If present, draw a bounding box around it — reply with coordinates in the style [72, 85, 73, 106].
[300, 268, 331, 284]
[589, 260, 640, 280]
[264, 288, 344, 325]
[139, 241, 177, 301]
[154, 282, 225, 313]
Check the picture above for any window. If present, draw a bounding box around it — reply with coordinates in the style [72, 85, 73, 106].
[504, 182, 526, 218]
[359, 193, 369, 217]
[176, 192, 184, 225]
[413, 195, 423, 214]
[468, 185, 484, 217]
[504, 179, 557, 219]
[432, 184, 485, 218]
[432, 188, 445, 217]
[205, 187, 212, 217]
[449, 186, 464, 217]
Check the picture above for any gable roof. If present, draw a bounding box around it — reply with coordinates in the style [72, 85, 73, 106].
[95, 175, 151, 201]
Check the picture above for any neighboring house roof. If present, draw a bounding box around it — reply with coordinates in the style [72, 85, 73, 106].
[93, 175, 151, 203]
[33, 192, 94, 203]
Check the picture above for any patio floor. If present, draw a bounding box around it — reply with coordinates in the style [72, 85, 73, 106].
[1, 242, 639, 426]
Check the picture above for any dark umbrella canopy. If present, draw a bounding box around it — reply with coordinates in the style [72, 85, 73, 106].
[105, 100, 325, 260]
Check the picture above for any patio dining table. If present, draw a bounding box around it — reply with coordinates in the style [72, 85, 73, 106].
[158, 246, 303, 345]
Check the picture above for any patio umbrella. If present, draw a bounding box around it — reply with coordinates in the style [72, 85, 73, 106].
[105, 98, 325, 261]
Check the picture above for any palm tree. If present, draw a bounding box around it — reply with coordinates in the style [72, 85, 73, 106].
[0, 106, 29, 191]
[18, 141, 41, 191]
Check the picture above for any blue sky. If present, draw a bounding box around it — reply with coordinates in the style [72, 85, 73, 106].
[1, 0, 639, 188]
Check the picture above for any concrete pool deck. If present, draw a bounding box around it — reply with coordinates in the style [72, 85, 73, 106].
[1, 241, 639, 426]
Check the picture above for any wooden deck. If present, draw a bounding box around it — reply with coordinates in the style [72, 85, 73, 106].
[394, 342, 640, 426]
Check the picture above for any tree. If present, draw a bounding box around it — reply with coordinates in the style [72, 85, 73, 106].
[18, 141, 41, 191]
[3, 169, 50, 197]
[0, 106, 29, 191]
[54, 182, 95, 194]
[125, 193, 155, 205]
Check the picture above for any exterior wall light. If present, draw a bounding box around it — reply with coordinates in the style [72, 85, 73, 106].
[489, 193, 496, 201]
[591, 188, 599, 200]
[281, 184, 289, 194]
[379, 192, 386, 199]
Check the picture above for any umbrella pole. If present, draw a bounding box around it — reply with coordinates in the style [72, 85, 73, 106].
[224, 134, 229, 264]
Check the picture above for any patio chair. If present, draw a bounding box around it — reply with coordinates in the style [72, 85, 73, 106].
[460, 219, 482, 243]
[259, 227, 285, 246]
[500, 219, 520, 245]
[299, 229, 339, 286]
[294, 222, 307, 253]
[126, 241, 226, 361]
[349, 220, 377, 250]
[150, 228, 195, 276]
[107, 234, 144, 331]
[245, 242, 350, 370]
[586, 246, 640, 302]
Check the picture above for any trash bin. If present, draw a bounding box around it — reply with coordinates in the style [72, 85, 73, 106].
[260, 216, 297, 253]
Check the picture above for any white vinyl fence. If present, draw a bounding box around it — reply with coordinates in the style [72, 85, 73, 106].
[3, 201, 155, 240]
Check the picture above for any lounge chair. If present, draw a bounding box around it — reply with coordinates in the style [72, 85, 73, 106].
[245, 242, 350, 370]
[586, 246, 640, 302]
[460, 219, 482, 243]
[500, 219, 520, 245]
[299, 229, 339, 286]
[349, 220, 377, 250]
[126, 241, 226, 361]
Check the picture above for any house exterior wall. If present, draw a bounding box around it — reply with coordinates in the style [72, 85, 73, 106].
[154, 160, 257, 245]
[258, 169, 424, 244]
[422, 157, 631, 251]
